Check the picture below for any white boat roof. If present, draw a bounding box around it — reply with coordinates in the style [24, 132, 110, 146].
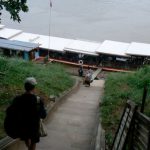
[64, 39, 100, 56]
[96, 40, 130, 57]
[0, 39, 39, 52]
[126, 42, 150, 56]
[0, 28, 22, 39]
[0, 24, 5, 29]
[11, 32, 40, 42]
[33, 35, 73, 52]
[11, 33, 73, 52]
[2, 26, 150, 57]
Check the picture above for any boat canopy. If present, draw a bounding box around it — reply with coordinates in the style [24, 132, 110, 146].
[96, 40, 130, 57]
[0, 39, 40, 52]
[0, 26, 150, 57]
[126, 42, 150, 57]
[11, 32, 40, 43]
[33, 35, 73, 52]
[11, 33, 73, 52]
[64, 39, 100, 56]
[0, 24, 5, 29]
[0, 28, 22, 39]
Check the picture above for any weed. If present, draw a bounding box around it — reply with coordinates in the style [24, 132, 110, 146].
[101, 66, 150, 147]
[0, 56, 75, 138]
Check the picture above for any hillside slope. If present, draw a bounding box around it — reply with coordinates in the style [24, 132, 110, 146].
[0, 56, 75, 138]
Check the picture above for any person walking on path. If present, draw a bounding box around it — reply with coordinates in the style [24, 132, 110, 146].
[21, 77, 47, 150]
[84, 66, 93, 86]
[7, 77, 47, 150]
[78, 65, 83, 77]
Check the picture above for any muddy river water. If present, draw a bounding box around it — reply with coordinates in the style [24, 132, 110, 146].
[2, 0, 150, 43]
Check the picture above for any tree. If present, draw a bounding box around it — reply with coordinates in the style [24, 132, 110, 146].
[0, 0, 28, 22]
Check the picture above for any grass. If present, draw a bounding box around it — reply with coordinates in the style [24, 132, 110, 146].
[0, 56, 75, 139]
[101, 66, 150, 148]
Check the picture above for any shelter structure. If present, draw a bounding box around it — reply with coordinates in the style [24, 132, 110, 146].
[33, 35, 73, 52]
[0, 25, 150, 68]
[10, 32, 40, 43]
[11, 32, 73, 60]
[0, 39, 40, 60]
[126, 42, 150, 66]
[0, 24, 5, 29]
[32, 35, 74, 61]
[64, 39, 101, 65]
[126, 42, 150, 57]
[96, 40, 131, 68]
[0, 28, 22, 39]
[11, 32, 73, 52]
[64, 39, 100, 56]
[96, 40, 130, 57]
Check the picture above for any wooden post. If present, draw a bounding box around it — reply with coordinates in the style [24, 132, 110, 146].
[140, 86, 147, 113]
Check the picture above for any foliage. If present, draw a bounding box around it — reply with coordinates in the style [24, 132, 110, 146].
[0, 0, 28, 22]
[101, 66, 150, 148]
[0, 56, 75, 139]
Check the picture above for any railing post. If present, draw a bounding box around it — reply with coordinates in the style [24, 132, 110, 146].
[148, 131, 150, 150]
[141, 86, 147, 113]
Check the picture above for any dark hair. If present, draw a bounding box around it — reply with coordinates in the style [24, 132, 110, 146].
[24, 82, 35, 91]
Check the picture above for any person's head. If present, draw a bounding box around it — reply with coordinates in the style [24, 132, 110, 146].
[24, 77, 37, 92]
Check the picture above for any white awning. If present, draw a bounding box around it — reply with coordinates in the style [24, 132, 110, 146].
[126, 42, 150, 56]
[64, 48, 98, 56]
[96, 40, 130, 57]
[0, 39, 39, 52]
[0, 28, 22, 39]
[11, 33, 73, 52]
[11, 32, 40, 42]
[64, 39, 100, 56]
[33, 35, 73, 52]
[0, 24, 5, 29]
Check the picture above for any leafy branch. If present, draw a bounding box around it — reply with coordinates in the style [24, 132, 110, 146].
[0, 0, 29, 22]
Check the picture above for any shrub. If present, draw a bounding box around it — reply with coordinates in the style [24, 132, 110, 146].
[101, 66, 150, 148]
[0, 56, 75, 139]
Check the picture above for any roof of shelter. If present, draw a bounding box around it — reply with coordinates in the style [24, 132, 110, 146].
[96, 40, 130, 57]
[0, 39, 40, 52]
[1, 26, 150, 57]
[126, 42, 150, 56]
[64, 39, 100, 56]
[11, 32, 73, 52]
[0, 28, 22, 39]
[11, 32, 40, 42]
[0, 24, 5, 29]
[33, 35, 73, 52]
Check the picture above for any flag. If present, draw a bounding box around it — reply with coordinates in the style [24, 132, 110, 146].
[50, 0, 52, 7]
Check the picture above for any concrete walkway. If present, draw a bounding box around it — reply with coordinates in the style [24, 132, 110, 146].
[7, 80, 104, 150]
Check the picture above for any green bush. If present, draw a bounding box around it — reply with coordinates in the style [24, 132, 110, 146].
[0, 56, 75, 139]
[101, 66, 150, 148]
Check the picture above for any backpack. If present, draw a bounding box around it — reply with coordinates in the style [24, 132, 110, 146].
[85, 73, 91, 81]
[4, 96, 21, 139]
[4, 95, 46, 139]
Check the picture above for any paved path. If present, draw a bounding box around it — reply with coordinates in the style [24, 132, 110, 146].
[7, 80, 104, 150]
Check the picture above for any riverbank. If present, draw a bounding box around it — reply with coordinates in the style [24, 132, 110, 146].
[101, 66, 150, 148]
[0, 56, 75, 139]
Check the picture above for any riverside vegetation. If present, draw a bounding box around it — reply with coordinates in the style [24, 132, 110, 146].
[101, 66, 150, 148]
[0, 56, 75, 139]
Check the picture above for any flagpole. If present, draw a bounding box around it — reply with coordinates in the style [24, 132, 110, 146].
[48, 0, 52, 60]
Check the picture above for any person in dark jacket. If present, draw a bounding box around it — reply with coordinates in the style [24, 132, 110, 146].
[78, 65, 83, 77]
[17, 77, 47, 150]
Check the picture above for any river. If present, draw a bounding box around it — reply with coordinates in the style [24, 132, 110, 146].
[1, 0, 150, 43]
